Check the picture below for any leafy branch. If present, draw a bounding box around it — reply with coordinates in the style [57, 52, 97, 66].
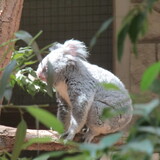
[117, 0, 158, 60]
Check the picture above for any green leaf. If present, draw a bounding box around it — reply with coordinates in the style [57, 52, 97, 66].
[33, 151, 65, 160]
[146, 0, 159, 9]
[128, 12, 147, 56]
[22, 137, 52, 149]
[63, 154, 88, 160]
[4, 85, 13, 102]
[138, 126, 160, 136]
[101, 82, 120, 91]
[26, 106, 64, 133]
[15, 30, 42, 61]
[128, 12, 146, 44]
[140, 62, 160, 91]
[24, 60, 37, 65]
[46, 61, 54, 97]
[0, 39, 17, 65]
[29, 30, 43, 46]
[11, 119, 27, 160]
[99, 132, 123, 148]
[0, 60, 17, 100]
[15, 30, 33, 46]
[150, 79, 160, 94]
[80, 133, 122, 158]
[102, 108, 115, 119]
[90, 18, 113, 49]
[0, 38, 18, 48]
[123, 140, 154, 155]
[134, 99, 160, 117]
[117, 24, 129, 61]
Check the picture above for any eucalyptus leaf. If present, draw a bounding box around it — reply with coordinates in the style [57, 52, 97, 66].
[80, 133, 122, 158]
[22, 137, 52, 150]
[0, 60, 16, 100]
[150, 79, 160, 94]
[33, 151, 65, 160]
[117, 24, 129, 61]
[138, 126, 160, 136]
[15, 30, 42, 61]
[133, 99, 160, 117]
[63, 154, 89, 160]
[123, 140, 154, 155]
[15, 30, 33, 44]
[11, 119, 27, 160]
[26, 106, 64, 133]
[90, 18, 113, 49]
[102, 108, 115, 119]
[46, 61, 54, 97]
[101, 82, 120, 91]
[128, 12, 146, 44]
[0, 38, 18, 48]
[4, 85, 13, 102]
[140, 62, 160, 91]
[0, 38, 18, 66]
[24, 60, 37, 65]
[99, 132, 123, 149]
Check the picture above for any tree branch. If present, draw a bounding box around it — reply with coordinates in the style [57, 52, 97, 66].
[0, 125, 69, 152]
[0, 125, 126, 152]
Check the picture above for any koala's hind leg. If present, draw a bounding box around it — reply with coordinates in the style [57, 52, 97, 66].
[84, 101, 120, 142]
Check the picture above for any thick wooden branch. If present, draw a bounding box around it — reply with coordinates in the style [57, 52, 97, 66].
[0, 125, 69, 152]
[0, 125, 126, 152]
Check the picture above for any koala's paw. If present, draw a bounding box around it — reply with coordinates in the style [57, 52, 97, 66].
[60, 131, 75, 142]
[83, 130, 95, 143]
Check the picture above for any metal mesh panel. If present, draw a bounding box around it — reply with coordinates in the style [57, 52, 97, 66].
[21, 0, 113, 70]
[1, 0, 113, 127]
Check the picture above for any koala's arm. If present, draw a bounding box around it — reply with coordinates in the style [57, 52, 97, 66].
[61, 82, 94, 141]
[56, 93, 71, 131]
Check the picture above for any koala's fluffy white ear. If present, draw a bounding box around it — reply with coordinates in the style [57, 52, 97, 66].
[49, 42, 63, 51]
[63, 39, 89, 59]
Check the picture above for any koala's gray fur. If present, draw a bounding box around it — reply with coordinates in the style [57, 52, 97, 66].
[36, 39, 133, 142]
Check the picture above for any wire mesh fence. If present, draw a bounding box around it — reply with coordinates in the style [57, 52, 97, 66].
[20, 0, 113, 70]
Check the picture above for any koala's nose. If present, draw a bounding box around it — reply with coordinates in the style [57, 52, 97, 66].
[36, 71, 46, 81]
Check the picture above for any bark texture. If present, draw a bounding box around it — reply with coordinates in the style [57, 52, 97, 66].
[0, 125, 70, 152]
[0, 0, 24, 75]
[0, 125, 126, 152]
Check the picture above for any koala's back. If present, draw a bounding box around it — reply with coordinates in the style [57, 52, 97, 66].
[85, 84, 133, 139]
[80, 60, 126, 91]
[76, 60, 133, 135]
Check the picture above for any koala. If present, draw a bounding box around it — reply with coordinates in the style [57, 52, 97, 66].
[36, 39, 133, 142]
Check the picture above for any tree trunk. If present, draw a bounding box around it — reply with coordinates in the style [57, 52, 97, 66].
[0, 0, 24, 76]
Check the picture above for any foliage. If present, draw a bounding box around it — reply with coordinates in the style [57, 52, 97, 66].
[26, 106, 64, 133]
[0, 0, 160, 159]
[90, 18, 113, 49]
[117, 0, 159, 60]
[11, 119, 27, 160]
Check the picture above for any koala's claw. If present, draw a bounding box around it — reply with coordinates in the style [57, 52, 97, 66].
[83, 130, 96, 143]
[60, 132, 69, 139]
[60, 131, 75, 142]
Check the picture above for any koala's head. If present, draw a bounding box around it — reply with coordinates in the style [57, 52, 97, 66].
[36, 39, 89, 81]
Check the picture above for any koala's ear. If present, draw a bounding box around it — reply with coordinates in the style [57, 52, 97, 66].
[49, 42, 63, 51]
[63, 39, 89, 59]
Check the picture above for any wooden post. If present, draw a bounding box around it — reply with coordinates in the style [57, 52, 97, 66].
[113, 0, 131, 90]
